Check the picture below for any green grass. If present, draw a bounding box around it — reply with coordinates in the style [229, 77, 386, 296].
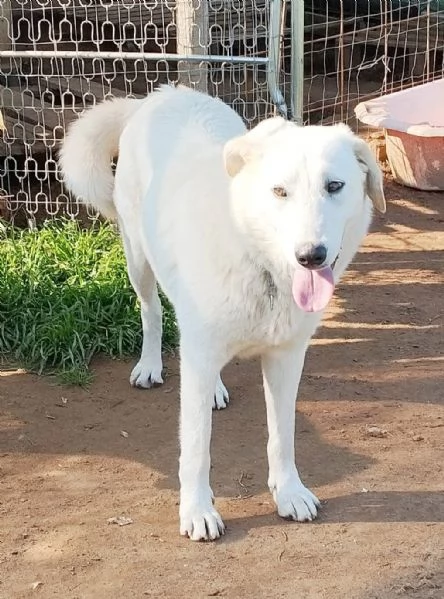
[0, 219, 178, 384]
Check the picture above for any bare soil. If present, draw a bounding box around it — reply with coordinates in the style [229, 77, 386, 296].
[1, 179, 443, 599]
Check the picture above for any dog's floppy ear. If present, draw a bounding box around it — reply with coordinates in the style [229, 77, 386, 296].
[223, 135, 255, 178]
[224, 117, 288, 177]
[353, 137, 386, 213]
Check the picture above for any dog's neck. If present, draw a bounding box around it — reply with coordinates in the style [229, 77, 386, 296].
[263, 269, 278, 311]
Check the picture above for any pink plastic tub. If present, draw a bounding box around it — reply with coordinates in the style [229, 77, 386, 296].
[355, 79, 444, 191]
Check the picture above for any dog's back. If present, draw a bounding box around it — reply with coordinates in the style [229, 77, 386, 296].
[60, 86, 245, 223]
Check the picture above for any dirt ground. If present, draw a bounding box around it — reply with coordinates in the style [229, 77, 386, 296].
[0, 179, 443, 599]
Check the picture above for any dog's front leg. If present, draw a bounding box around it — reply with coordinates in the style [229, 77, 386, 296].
[178, 343, 225, 541]
[262, 343, 320, 522]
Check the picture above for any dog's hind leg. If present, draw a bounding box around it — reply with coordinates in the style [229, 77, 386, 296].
[120, 227, 164, 389]
[120, 224, 228, 407]
[214, 373, 229, 410]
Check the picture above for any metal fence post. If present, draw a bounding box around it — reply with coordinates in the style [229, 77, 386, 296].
[267, 0, 288, 118]
[0, 0, 12, 51]
[176, 0, 209, 93]
[290, 0, 304, 124]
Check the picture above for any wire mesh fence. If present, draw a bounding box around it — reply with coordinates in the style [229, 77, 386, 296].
[291, 0, 444, 125]
[0, 0, 285, 223]
[0, 0, 443, 223]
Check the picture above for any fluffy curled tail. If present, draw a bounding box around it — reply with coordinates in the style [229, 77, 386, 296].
[59, 97, 144, 220]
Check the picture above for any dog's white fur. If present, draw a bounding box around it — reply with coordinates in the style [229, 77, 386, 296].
[60, 86, 385, 541]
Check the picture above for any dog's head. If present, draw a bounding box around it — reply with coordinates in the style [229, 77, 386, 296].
[224, 119, 385, 312]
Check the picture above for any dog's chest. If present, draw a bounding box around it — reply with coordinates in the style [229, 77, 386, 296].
[229, 286, 319, 357]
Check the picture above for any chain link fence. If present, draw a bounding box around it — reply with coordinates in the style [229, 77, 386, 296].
[0, 0, 443, 223]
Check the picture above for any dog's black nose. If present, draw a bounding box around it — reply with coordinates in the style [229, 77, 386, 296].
[296, 244, 327, 269]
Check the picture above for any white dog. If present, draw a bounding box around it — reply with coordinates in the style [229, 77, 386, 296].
[60, 85, 385, 541]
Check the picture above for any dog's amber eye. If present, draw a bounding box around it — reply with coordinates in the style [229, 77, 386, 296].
[327, 180, 345, 194]
[272, 186, 287, 199]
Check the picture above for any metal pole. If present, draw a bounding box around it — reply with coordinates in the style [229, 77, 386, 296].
[267, 0, 288, 117]
[290, 0, 305, 124]
[383, 0, 388, 94]
[425, 0, 431, 81]
[338, 1, 344, 122]
[0, 0, 12, 51]
[0, 50, 268, 65]
[176, 0, 208, 93]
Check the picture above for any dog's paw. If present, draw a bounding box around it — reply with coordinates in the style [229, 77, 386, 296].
[180, 499, 225, 541]
[214, 376, 229, 410]
[271, 479, 320, 522]
[180, 508, 225, 542]
[130, 358, 164, 389]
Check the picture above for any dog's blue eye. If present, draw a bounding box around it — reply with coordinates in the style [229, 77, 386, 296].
[327, 181, 345, 194]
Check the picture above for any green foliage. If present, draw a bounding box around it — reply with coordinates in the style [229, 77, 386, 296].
[0, 219, 178, 383]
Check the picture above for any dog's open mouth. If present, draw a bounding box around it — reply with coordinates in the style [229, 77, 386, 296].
[292, 253, 339, 313]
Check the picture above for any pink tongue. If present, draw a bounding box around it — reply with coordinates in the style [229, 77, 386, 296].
[292, 266, 335, 312]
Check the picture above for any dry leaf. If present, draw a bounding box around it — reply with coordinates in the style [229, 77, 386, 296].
[365, 426, 387, 438]
[31, 581, 43, 590]
[107, 516, 133, 526]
